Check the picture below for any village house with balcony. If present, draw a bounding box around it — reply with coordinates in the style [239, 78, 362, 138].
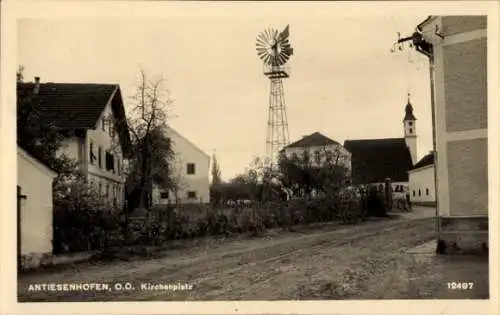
[17, 78, 132, 206]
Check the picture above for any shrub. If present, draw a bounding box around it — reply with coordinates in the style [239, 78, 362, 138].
[53, 179, 123, 254]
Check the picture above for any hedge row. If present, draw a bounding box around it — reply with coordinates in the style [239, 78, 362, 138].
[130, 194, 366, 245]
[53, 191, 382, 254]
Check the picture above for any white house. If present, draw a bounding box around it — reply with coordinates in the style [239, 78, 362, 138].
[152, 126, 210, 205]
[17, 79, 132, 207]
[282, 132, 351, 170]
[408, 152, 436, 205]
[17, 146, 57, 269]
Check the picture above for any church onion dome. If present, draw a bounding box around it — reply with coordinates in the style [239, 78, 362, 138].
[403, 98, 417, 121]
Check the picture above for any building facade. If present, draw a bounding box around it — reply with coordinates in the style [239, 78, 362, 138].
[18, 80, 132, 207]
[408, 152, 436, 205]
[282, 132, 351, 170]
[416, 16, 488, 253]
[152, 126, 210, 205]
[17, 146, 57, 269]
[78, 100, 127, 206]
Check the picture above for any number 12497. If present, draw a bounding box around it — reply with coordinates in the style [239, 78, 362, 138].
[447, 282, 474, 290]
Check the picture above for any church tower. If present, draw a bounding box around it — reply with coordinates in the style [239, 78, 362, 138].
[403, 93, 417, 165]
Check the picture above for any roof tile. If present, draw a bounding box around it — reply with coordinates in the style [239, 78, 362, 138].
[17, 83, 118, 129]
[17, 82, 132, 156]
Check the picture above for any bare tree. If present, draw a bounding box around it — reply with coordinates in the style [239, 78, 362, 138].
[124, 70, 176, 211]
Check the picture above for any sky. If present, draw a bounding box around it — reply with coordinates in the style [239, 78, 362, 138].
[17, 7, 433, 181]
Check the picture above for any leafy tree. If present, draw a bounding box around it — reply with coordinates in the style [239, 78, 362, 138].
[16, 67, 86, 182]
[17, 72, 67, 169]
[211, 154, 222, 186]
[278, 145, 350, 197]
[210, 154, 223, 204]
[218, 157, 287, 203]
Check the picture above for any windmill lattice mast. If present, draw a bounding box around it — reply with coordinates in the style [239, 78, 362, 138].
[256, 25, 294, 168]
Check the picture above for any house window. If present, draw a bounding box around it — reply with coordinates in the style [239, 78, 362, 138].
[409, 122, 413, 126]
[101, 118, 106, 131]
[418, 189, 421, 196]
[98, 146, 103, 168]
[412, 190, 415, 197]
[187, 163, 196, 175]
[89, 141, 96, 164]
[409, 128, 413, 133]
[187, 191, 197, 199]
[314, 150, 321, 164]
[98, 182, 102, 195]
[105, 151, 115, 173]
[160, 191, 169, 199]
[426, 188, 429, 196]
[109, 120, 114, 138]
[291, 153, 298, 160]
[106, 184, 110, 197]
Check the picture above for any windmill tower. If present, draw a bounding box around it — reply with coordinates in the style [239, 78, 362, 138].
[256, 25, 294, 168]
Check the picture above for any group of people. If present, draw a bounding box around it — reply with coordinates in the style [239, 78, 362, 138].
[357, 183, 412, 212]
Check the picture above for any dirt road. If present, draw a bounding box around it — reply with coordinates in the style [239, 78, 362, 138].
[18, 208, 488, 301]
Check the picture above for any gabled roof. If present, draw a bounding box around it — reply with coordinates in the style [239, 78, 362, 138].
[284, 132, 340, 149]
[343, 138, 413, 184]
[17, 145, 57, 178]
[17, 83, 118, 129]
[166, 126, 210, 160]
[17, 82, 132, 157]
[412, 151, 434, 170]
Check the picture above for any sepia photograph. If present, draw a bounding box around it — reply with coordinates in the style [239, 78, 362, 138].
[1, 0, 498, 314]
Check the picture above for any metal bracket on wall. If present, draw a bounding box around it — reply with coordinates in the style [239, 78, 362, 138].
[434, 25, 445, 39]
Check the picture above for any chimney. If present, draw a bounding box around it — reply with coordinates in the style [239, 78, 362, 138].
[34, 77, 40, 95]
